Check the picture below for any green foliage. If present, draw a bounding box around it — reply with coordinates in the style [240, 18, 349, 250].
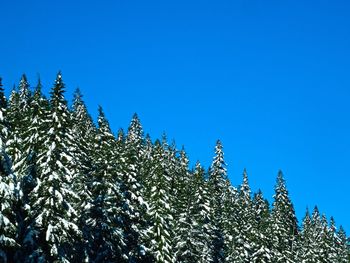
[0, 73, 348, 263]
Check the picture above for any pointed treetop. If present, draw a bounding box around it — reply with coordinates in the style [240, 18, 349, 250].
[239, 169, 251, 205]
[211, 139, 227, 175]
[97, 105, 112, 134]
[179, 147, 189, 168]
[275, 170, 288, 194]
[52, 71, 64, 93]
[194, 161, 202, 171]
[9, 85, 19, 105]
[73, 87, 83, 103]
[56, 70, 62, 80]
[72, 88, 85, 111]
[18, 74, 31, 101]
[19, 74, 28, 87]
[240, 169, 251, 194]
[33, 76, 43, 96]
[0, 77, 6, 109]
[127, 112, 144, 143]
[303, 207, 311, 221]
[213, 140, 225, 164]
[312, 206, 320, 218]
[116, 128, 125, 142]
[50, 71, 68, 109]
[98, 105, 105, 119]
[329, 216, 336, 232]
[145, 133, 152, 145]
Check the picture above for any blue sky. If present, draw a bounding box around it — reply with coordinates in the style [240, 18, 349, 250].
[1, 0, 350, 231]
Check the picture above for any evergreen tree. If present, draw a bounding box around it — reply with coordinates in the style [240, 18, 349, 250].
[208, 140, 229, 263]
[0, 77, 18, 263]
[189, 162, 215, 263]
[71, 89, 96, 259]
[251, 189, 271, 263]
[6, 88, 22, 176]
[15, 79, 50, 262]
[86, 106, 125, 262]
[145, 139, 174, 263]
[7, 75, 32, 177]
[173, 148, 196, 262]
[119, 113, 148, 261]
[232, 169, 255, 262]
[270, 171, 298, 263]
[337, 226, 349, 263]
[27, 73, 81, 262]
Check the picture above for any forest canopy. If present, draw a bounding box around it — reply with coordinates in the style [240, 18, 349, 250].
[0, 73, 348, 263]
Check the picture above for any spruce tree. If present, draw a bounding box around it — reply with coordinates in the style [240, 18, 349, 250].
[14, 79, 50, 262]
[86, 106, 125, 262]
[208, 140, 228, 263]
[0, 77, 18, 262]
[71, 89, 96, 259]
[28, 73, 81, 262]
[145, 139, 174, 263]
[232, 169, 255, 262]
[173, 148, 196, 262]
[119, 113, 149, 261]
[189, 161, 215, 263]
[251, 189, 271, 263]
[270, 171, 298, 262]
[336, 226, 349, 263]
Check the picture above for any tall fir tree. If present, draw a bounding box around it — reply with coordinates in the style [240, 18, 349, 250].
[0, 77, 18, 262]
[14, 79, 50, 262]
[71, 89, 96, 259]
[27, 72, 81, 262]
[173, 148, 196, 262]
[336, 226, 349, 263]
[270, 171, 299, 263]
[251, 189, 272, 263]
[233, 169, 255, 262]
[184, 161, 215, 263]
[119, 113, 149, 261]
[86, 106, 125, 262]
[145, 139, 174, 263]
[208, 140, 229, 263]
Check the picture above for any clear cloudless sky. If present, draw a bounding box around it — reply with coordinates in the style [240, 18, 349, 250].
[1, 0, 350, 231]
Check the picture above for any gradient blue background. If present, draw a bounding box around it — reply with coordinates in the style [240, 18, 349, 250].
[1, 0, 350, 231]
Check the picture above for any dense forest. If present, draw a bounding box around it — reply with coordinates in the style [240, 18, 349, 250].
[0, 73, 349, 263]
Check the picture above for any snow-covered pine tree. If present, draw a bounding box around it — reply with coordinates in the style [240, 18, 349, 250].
[71, 89, 96, 259]
[317, 215, 338, 263]
[270, 171, 299, 263]
[7, 74, 32, 177]
[324, 217, 340, 263]
[297, 208, 318, 262]
[145, 139, 174, 263]
[118, 113, 149, 261]
[27, 72, 81, 262]
[0, 77, 18, 263]
[86, 106, 125, 262]
[336, 226, 349, 263]
[251, 189, 272, 263]
[20, 78, 49, 166]
[311, 207, 324, 261]
[0, 78, 7, 111]
[15, 79, 50, 262]
[208, 140, 229, 263]
[230, 169, 256, 262]
[183, 161, 215, 263]
[173, 148, 197, 262]
[222, 181, 239, 263]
